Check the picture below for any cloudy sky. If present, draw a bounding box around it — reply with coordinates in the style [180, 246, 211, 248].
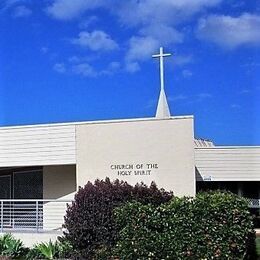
[0, 0, 259, 145]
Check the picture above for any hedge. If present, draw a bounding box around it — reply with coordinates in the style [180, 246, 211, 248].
[113, 191, 256, 259]
[63, 178, 173, 259]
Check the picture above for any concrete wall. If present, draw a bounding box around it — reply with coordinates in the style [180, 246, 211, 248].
[76, 117, 195, 197]
[0, 232, 62, 248]
[43, 165, 76, 199]
[42, 165, 76, 230]
[195, 146, 260, 181]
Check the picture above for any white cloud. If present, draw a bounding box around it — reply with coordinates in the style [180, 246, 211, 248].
[241, 62, 260, 67]
[68, 56, 81, 63]
[53, 63, 66, 73]
[46, 0, 92, 20]
[124, 24, 184, 71]
[140, 24, 183, 45]
[46, 0, 223, 22]
[167, 93, 213, 105]
[46, 0, 222, 52]
[197, 13, 260, 49]
[5, 0, 21, 7]
[124, 33, 188, 73]
[115, 0, 223, 27]
[13, 5, 31, 17]
[238, 89, 250, 94]
[54, 56, 121, 77]
[71, 61, 121, 77]
[119, 0, 221, 68]
[46, 0, 224, 74]
[72, 63, 97, 77]
[231, 104, 241, 109]
[172, 55, 193, 66]
[125, 62, 140, 73]
[40, 47, 49, 54]
[124, 31, 185, 72]
[2, 0, 23, 10]
[107, 61, 120, 70]
[197, 93, 212, 99]
[101, 61, 121, 75]
[78, 16, 98, 29]
[72, 30, 118, 51]
[1, 0, 30, 13]
[67, 55, 97, 64]
[182, 69, 193, 78]
[126, 36, 159, 62]
[145, 99, 157, 109]
[46, 0, 112, 20]
[168, 94, 188, 101]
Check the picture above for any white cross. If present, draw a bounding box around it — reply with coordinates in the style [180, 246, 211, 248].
[152, 47, 171, 91]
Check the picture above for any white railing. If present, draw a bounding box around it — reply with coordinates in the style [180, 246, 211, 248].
[0, 198, 258, 233]
[0, 199, 72, 233]
[247, 198, 260, 209]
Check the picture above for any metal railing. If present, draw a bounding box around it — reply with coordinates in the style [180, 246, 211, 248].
[0, 199, 72, 233]
[0, 198, 258, 233]
[247, 198, 260, 209]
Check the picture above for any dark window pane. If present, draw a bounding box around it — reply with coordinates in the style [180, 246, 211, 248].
[0, 176, 11, 199]
[13, 171, 43, 199]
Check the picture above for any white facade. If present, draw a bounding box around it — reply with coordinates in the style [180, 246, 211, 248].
[195, 146, 260, 182]
[0, 116, 196, 197]
[0, 124, 76, 167]
[0, 116, 259, 244]
[76, 116, 195, 197]
[0, 117, 259, 196]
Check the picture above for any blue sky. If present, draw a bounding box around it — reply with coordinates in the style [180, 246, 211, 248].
[0, 0, 259, 145]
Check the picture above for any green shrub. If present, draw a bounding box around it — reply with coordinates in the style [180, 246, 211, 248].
[64, 178, 173, 259]
[26, 239, 72, 260]
[0, 234, 28, 259]
[34, 241, 59, 260]
[56, 237, 73, 259]
[256, 237, 260, 257]
[113, 191, 256, 259]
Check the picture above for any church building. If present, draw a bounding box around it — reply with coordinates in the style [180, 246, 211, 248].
[0, 47, 259, 244]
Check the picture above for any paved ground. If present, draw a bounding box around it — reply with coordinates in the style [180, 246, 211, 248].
[256, 229, 260, 236]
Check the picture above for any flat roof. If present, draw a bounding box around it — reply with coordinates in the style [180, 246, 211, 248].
[195, 146, 260, 149]
[0, 115, 194, 130]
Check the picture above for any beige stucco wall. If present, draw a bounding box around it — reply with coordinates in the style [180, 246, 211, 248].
[76, 117, 195, 197]
[42, 165, 76, 230]
[43, 165, 76, 199]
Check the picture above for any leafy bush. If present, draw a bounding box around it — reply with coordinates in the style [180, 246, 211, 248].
[113, 191, 256, 259]
[56, 237, 73, 259]
[256, 237, 260, 257]
[26, 239, 72, 260]
[34, 241, 59, 260]
[0, 234, 28, 259]
[64, 178, 173, 258]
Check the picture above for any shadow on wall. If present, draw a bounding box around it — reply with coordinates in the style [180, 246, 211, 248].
[43, 165, 76, 200]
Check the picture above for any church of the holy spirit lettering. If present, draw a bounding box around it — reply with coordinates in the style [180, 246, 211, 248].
[0, 47, 259, 244]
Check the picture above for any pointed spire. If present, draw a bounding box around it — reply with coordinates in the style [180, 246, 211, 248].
[152, 47, 172, 118]
[156, 89, 171, 118]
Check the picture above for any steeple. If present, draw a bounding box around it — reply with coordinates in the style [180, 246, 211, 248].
[156, 87, 171, 118]
[152, 47, 171, 118]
